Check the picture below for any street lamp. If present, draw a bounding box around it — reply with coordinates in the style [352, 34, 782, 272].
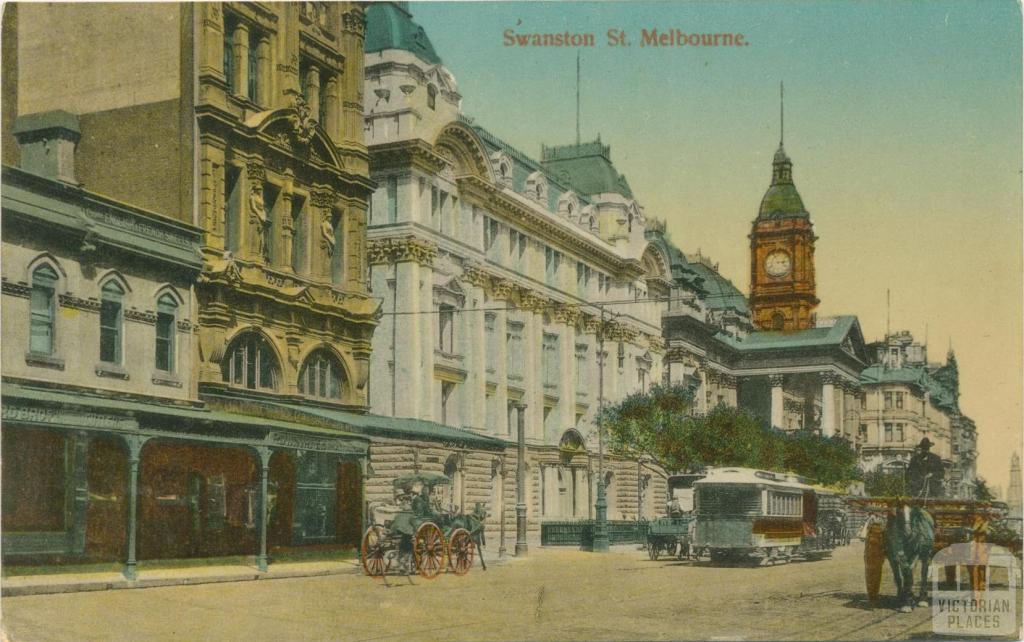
[593, 305, 610, 552]
[515, 401, 528, 556]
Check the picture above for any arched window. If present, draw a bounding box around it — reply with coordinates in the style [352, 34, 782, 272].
[427, 84, 437, 110]
[155, 294, 178, 373]
[99, 280, 125, 364]
[29, 264, 58, 355]
[222, 332, 279, 390]
[298, 348, 345, 400]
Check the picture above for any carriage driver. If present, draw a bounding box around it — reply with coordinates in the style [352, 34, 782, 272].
[907, 437, 945, 498]
[410, 480, 432, 516]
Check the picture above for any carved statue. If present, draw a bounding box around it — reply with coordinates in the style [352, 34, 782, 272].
[248, 185, 267, 257]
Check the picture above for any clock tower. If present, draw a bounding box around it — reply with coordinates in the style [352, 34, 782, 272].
[749, 139, 819, 332]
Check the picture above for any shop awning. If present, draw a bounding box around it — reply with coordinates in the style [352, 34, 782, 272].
[1, 382, 369, 456]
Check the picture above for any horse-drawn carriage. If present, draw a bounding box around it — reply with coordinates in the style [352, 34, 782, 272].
[361, 473, 487, 579]
[645, 473, 703, 560]
[849, 497, 1017, 607]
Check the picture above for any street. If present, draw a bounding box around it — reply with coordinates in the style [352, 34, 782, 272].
[1, 542, 980, 642]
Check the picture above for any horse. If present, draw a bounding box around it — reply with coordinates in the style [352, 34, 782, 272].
[884, 501, 936, 612]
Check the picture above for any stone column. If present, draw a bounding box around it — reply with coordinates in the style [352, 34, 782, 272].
[322, 74, 341, 143]
[524, 309, 543, 440]
[255, 35, 271, 106]
[821, 373, 837, 436]
[256, 447, 271, 572]
[515, 402, 528, 556]
[70, 432, 90, 555]
[124, 436, 148, 581]
[467, 283, 488, 430]
[769, 375, 785, 429]
[394, 260, 422, 418]
[304, 64, 321, 121]
[231, 22, 250, 98]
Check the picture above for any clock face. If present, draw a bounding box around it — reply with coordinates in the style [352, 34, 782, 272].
[765, 251, 792, 278]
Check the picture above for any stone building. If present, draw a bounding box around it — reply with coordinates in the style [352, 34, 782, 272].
[362, 2, 671, 545]
[859, 331, 977, 497]
[1, 2, 394, 570]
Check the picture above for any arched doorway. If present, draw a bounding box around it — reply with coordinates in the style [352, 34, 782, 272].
[444, 453, 464, 513]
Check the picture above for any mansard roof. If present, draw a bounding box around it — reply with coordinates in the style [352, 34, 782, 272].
[365, 2, 442, 65]
[860, 363, 959, 413]
[539, 139, 634, 199]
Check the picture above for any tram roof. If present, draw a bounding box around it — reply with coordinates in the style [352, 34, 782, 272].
[694, 467, 813, 491]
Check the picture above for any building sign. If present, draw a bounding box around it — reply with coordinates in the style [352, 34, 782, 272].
[268, 431, 363, 455]
[1, 403, 138, 431]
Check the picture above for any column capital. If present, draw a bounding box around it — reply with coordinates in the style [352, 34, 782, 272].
[820, 372, 843, 386]
[768, 374, 785, 387]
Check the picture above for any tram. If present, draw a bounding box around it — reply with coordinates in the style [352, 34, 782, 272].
[692, 467, 846, 564]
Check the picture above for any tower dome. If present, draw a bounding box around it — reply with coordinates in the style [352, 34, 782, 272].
[757, 144, 809, 220]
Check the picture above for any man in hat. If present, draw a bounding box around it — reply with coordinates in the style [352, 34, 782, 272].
[907, 437, 946, 498]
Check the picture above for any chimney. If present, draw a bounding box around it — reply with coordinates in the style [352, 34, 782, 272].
[11, 110, 80, 184]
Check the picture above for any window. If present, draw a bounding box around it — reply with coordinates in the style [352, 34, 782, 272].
[575, 344, 588, 389]
[542, 333, 559, 388]
[247, 29, 260, 102]
[155, 294, 177, 373]
[860, 394, 867, 410]
[441, 381, 455, 424]
[858, 423, 868, 441]
[438, 304, 455, 353]
[386, 176, 398, 223]
[507, 401, 516, 435]
[290, 195, 306, 274]
[222, 332, 280, 390]
[431, 186, 439, 222]
[894, 423, 904, 442]
[29, 264, 58, 355]
[884, 391, 894, 410]
[506, 321, 524, 379]
[576, 262, 591, 295]
[617, 342, 625, 370]
[223, 14, 237, 90]
[508, 229, 526, 266]
[895, 391, 904, 409]
[224, 165, 242, 253]
[884, 422, 893, 442]
[298, 349, 345, 400]
[638, 367, 649, 392]
[262, 183, 279, 264]
[427, 84, 437, 110]
[99, 280, 125, 364]
[544, 247, 560, 284]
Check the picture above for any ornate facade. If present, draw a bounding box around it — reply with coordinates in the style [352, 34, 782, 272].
[363, 3, 670, 544]
[859, 331, 977, 497]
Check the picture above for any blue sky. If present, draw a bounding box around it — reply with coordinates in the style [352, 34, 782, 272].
[411, 0, 1022, 491]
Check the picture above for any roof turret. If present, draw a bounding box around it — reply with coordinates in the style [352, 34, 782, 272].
[365, 2, 442, 65]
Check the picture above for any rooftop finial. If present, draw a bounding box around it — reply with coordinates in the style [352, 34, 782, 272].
[779, 81, 784, 147]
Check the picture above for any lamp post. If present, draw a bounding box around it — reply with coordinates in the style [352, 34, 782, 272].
[515, 401, 528, 556]
[592, 305, 610, 552]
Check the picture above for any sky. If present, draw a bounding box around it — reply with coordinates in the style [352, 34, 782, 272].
[411, 0, 1023, 493]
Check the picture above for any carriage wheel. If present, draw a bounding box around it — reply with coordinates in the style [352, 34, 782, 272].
[361, 525, 390, 577]
[647, 541, 660, 561]
[413, 522, 446, 579]
[447, 528, 475, 576]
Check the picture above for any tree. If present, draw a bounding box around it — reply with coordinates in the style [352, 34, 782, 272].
[973, 477, 996, 501]
[601, 386, 860, 485]
[864, 467, 908, 497]
[601, 383, 695, 473]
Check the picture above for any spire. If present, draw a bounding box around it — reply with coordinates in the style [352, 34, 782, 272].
[780, 80, 784, 147]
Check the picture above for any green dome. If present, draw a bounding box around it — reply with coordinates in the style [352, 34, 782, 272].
[757, 145, 809, 220]
[365, 2, 442, 66]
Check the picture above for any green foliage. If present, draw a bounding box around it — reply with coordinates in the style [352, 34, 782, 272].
[864, 467, 908, 497]
[973, 477, 996, 501]
[601, 386, 861, 484]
